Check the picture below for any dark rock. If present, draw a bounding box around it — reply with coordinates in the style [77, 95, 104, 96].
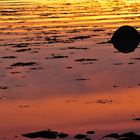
[103, 132, 140, 140]
[74, 134, 87, 139]
[103, 133, 120, 138]
[86, 131, 95, 134]
[132, 118, 140, 121]
[0, 86, 8, 90]
[120, 132, 140, 138]
[111, 25, 140, 53]
[85, 138, 92, 140]
[67, 47, 88, 50]
[22, 130, 58, 139]
[57, 133, 69, 138]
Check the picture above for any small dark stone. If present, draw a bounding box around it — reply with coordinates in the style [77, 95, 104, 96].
[0, 86, 8, 90]
[74, 134, 87, 139]
[85, 138, 91, 140]
[111, 25, 140, 53]
[57, 133, 69, 138]
[86, 131, 95, 134]
[132, 118, 140, 121]
[103, 133, 120, 138]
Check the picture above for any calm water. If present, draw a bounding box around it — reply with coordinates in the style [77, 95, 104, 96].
[0, 0, 140, 139]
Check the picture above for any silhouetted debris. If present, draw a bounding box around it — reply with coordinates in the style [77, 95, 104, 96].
[57, 133, 69, 138]
[113, 63, 123, 65]
[74, 134, 87, 139]
[132, 118, 140, 121]
[29, 67, 43, 70]
[103, 133, 120, 138]
[45, 36, 62, 44]
[86, 131, 95, 134]
[85, 138, 91, 140]
[11, 71, 21, 74]
[66, 66, 72, 69]
[113, 85, 119, 88]
[11, 62, 36, 67]
[52, 55, 68, 59]
[13, 43, 28, 48]
[131, 57, 140, 60]
[16, 48, 31, 52]
[96, 40, 112, 44]
[67, 47, 89, 50]
[103, 132, 140, 140]
[0, 10, 18, 16]
[22, 130, 69, 139]
[96, 99, 113, 104]
[76, 78, 90, 81]
[1, 56, 17, 59]
[69, 35, 91, 41]
[19, 105, 30, 108]
[75, 58, 98, 62]
[46, 54, 68, 59]
[120, 132, 140, 138]
[93, 28, 105, 32]
[60, 46, 89, 50]
[128, 62, 134, 65]
[22, 130, 58, 139]
[0, 86, 8, 90]
[111, 25, 140, 53]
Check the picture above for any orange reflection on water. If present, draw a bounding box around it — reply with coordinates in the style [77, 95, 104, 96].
[1, 87, 140, 139]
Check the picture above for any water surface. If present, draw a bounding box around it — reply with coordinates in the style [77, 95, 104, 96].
[0, 0, 140, 139]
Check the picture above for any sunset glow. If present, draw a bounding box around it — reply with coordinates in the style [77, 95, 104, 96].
[0, 0, 140, 139]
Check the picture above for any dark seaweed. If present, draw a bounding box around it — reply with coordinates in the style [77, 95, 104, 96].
[11, 62, 36, 67]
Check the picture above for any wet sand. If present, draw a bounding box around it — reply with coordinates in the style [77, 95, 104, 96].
[0, 0, 140, 139]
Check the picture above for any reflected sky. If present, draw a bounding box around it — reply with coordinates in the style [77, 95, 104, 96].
[0, 0, 140, 139]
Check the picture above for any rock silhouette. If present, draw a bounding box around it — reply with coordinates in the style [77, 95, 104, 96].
[22, 130, 69, 139]
[103, 132, 140, 140]
[74, 134, 87, 139]
[111, 25, 140, 53]
[22, 130, 58, 139]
